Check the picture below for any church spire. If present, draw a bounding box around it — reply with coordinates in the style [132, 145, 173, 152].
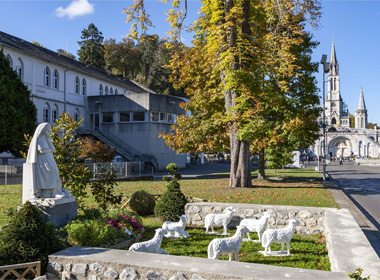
[329, 39, 339, 75]
[357, 87, 366, 110]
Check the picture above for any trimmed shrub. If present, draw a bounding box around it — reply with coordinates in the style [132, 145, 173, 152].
[129, 190, 156, 216]
[0, 201, 64, 274]
[155, 163, 188, 221]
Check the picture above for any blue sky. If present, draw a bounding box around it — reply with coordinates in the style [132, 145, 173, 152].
[1, 0, 380, 124]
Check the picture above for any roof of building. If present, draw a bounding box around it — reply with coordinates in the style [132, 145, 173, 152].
[0, 30, 149, 94]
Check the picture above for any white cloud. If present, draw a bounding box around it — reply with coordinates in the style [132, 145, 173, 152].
[55, 0, 95, 20]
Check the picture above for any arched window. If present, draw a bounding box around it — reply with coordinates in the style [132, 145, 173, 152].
[43, 103, 50, 122]
[44, 67, 50, 87]
[15, 58, 23, 81]
[361, 117, 364, 128]
[110, 87, 113, 95]
[115, 89, 118, 95]
[82, 79, 86, 96]
[105, 86, 108, 95]
[74, 108, 80, 122]
[330, 79, 333, 91]
[75, 76, 80, 94]
[99, 84, 103, 95]
[53, 70, 59, 89]
[6, 55, 13, 68]
[52, 104, 58, 123]
[333, 78, 336, 91]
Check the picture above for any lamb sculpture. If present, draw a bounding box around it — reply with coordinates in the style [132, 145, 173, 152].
[205, 206, 237, 235]
[129, 228, 169, 254]
[261, 219, 301, 256]
[239, 211, 271, 242]
[207, 225, 249, 261]
[162, 215, 190, 238]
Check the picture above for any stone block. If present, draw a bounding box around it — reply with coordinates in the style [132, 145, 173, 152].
[35, 200, 78, 227]
[120, 268, 139, 280]
[90, 262, 105, 273]
[169, 272, 188, 280]
[72, 264, 88, 277]
[146, 270, 166, 280]
[104, 268, 118, 279]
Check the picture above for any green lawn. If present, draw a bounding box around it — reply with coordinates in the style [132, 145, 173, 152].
[0, 168, 338, 228]
[139, 216, 330, 271]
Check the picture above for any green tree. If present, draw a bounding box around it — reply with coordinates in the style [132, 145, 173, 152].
[57, 49, 76, 60]
[78, 23, 106, 69]
[0, 49, 37, 156]
[104, 38, 142, 78]
[155, 163, 187, 221]
[134, 0, 323, 186]
[0, 201, 64, 274]
[50, 112, 92, 207]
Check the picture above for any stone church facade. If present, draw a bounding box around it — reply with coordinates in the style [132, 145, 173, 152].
[311, 41, 380, 159]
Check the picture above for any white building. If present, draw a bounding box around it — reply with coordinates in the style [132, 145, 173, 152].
[0, 30, 187, 169]
[312, 41, 380, 159]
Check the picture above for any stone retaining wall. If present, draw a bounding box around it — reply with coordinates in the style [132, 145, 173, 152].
[185, 202, 332, 236]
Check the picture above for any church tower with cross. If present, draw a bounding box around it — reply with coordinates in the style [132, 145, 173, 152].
[324, 40, 350, 127]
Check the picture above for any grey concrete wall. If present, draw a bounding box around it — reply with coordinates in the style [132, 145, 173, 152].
[85, 94, 187, 170]
[185, 202, 328, 236]
[47, 247, 347, 280]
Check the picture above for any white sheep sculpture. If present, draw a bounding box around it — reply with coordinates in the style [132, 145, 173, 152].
[162, 215, 190, 238]
[261, 219, 301, 256]
[207, 225, 249, 261]
[239, 211, 271, 242]
[128, 228, 169, 255]
[205, 206, 236, 235]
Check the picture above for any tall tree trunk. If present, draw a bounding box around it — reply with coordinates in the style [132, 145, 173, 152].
[258, 149, 266, 180]
[222, 0, 252, 188]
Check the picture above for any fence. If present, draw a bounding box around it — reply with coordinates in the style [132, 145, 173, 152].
[0, 161, 153, 185]
[0, 261, 41, 280]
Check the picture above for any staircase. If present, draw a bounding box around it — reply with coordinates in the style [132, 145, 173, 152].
[77, 127, 142, 162]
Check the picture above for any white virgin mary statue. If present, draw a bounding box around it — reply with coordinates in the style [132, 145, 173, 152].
[23, 123, 69, 202]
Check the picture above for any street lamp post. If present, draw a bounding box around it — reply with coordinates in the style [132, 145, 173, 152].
[320, 54, 329, 185]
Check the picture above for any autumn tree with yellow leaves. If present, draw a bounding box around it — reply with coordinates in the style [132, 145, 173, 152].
[124, 0, 322, 187]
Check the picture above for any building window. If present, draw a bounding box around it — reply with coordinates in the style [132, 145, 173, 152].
[110, 87, 113, 95]
[132, 112, 145, 121]
[75, 76, 80, 94]
[44, 67, 50, 87]
[6, 55, 13, 68]
[43, 103, 50, 122]
[82, 79, 86, 95]
[160, 112, 167, 122]
[52, 105, 58, 123]
[115, 89, 118, 95]
[53, 70, 59, 89]
[151, 112, 159, 122]
[102, 112, 114, 123]
[168, 113, 177, 123]
[99, 84, 103, 95]
[74, 108, 80, 122]
[120, 112, 131, 122]
[105, 86, 108, 95]
[16, 58, 23, 80]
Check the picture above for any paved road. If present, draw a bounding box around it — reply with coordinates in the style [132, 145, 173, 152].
[326, 161, 380, 256]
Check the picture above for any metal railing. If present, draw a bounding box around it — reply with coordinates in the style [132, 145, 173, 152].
[0, 162, 153, 185]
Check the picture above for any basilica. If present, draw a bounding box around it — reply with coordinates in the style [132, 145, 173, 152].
[312, 41, 380, 159]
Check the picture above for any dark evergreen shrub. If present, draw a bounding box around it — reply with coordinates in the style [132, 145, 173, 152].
[154, 163, 188, 221]
[129, 190, 156, 216]
[0, 201, 64, 274]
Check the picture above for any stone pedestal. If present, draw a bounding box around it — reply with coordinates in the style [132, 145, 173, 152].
[29, 196, 78, 227]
